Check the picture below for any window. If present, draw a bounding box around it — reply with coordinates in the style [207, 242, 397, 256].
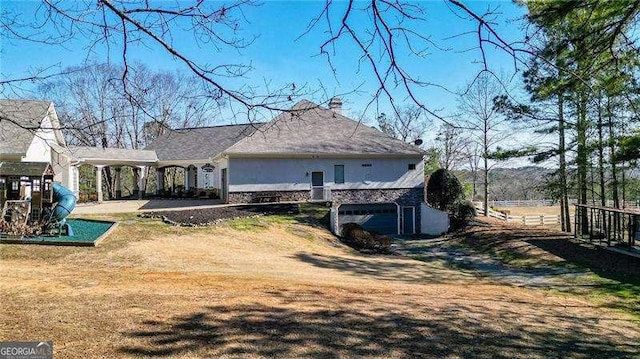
[32, 179, 41, 192]
[44, 179, 52, 191]
[334, 165, 344, 184]
[408, 163, 416, 170]
[11, 181, 19, 191]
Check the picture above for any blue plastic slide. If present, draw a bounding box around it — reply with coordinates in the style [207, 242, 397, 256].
[51, 183, 76, 222]
[48, 183, 77, 236]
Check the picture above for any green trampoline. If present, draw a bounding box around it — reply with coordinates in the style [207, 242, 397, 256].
[0, 219, 117, 246]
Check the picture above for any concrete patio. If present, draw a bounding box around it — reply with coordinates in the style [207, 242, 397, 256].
[73, 199, 226, 214]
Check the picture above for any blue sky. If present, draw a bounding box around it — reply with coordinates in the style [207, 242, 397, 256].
[1, 1, 528, 127]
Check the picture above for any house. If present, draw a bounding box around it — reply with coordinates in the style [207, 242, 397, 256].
[0, 100, 77, 193]
[147, 99, 426, 234]
[2, 98, 427, 235]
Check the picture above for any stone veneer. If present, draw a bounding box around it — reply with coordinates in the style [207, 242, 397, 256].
[227, 190, 310, 204]
[228, 187, 425, 234]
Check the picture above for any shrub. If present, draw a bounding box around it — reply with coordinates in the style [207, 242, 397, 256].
[450, 201, 477, 230]
[426, 168, 465, 211]
[340, 223, 391, 253]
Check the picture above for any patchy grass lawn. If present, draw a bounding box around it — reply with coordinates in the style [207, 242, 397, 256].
[1, 209, 639, 358]
[454, 218, 640, 317]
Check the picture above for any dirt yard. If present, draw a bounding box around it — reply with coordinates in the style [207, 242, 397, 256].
[1, 210, 639, 358]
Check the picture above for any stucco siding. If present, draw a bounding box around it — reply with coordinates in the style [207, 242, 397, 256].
[228, 157, 424, 192]
[23, 115, 56, 162]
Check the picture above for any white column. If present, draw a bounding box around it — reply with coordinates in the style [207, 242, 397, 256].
[95, 165, 105, 203]
[67, 164, 75, 194]
[114, 167, 122, 199]
[138, 166, 146, 199]
[156, 168, 164, 195]
[184, 167, 190, 191]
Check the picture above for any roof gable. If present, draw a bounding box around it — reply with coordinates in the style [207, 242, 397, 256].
[224, 100, 425, 156]
[0, 100, 53, 155]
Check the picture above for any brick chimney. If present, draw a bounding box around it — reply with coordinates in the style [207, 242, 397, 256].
[329, 97, 342, 114]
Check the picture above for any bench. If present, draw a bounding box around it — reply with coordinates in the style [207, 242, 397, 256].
[255, 194, 281, 203]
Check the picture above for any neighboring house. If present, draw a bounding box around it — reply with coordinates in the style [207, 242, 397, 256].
[0, 99, 77, 193]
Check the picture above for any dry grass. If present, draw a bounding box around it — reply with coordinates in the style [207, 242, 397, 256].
[1, 213, 639, 358]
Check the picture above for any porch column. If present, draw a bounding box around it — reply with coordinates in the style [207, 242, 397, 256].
[184, 167, 190, 191]
[137, 166, 147, 199]
[156, 168, 165, 195]
[114, 167, 122, 199]
[95, 165, 105, 203]
[69, 164, 80, 198]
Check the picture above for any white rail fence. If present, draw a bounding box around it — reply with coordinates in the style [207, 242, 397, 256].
[474, 202, 560, 226]
[488, 199, 639, 208]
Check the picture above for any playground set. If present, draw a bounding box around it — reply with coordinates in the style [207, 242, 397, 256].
[0, 161, 76, 237]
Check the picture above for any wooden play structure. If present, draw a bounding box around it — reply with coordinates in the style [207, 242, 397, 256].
[0, 161, 55, 223]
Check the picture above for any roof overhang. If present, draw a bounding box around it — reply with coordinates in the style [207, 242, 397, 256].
[157, 159, 212, 168]
[224, 152, 425, 159]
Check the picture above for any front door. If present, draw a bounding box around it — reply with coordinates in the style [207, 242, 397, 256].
[402, 206, 415, 234]
[311, 171, 324, 200]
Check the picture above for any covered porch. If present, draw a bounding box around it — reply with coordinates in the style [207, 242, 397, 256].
[59, 146, 159, 202]
[155, 157, 228, 202]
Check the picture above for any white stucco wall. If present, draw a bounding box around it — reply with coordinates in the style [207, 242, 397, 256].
[50, 147, 76, 193]
[22, 115, 56, 163]
[420, 204, 449, 236]
[228, 157, 424, 192]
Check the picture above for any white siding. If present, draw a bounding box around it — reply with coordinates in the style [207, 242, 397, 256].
[228, 157, 424, 192]
[50, 144, 75, 191]
[22, 115, 56, 162]
[420, 204, 449, 236]
[193, 157, 228, 190]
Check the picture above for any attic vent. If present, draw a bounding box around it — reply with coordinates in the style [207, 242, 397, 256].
[361, 163, 372, 167]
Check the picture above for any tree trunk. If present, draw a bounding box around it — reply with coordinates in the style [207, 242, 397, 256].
[607, 98, 620, 208]
[576, 91, 589, 233]
[483, 120, 489, 217]
[597, 97, 606, 207]
[558, 92, 571, 232]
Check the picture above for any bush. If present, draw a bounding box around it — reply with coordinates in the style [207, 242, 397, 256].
[426, 168, 464, 211]
[450, 201, 477, 230]
[340, 223, 391, 253]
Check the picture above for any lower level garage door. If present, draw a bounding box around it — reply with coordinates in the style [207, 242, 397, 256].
[338, 203, 398, 235]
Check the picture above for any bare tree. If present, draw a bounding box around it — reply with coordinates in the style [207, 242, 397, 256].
[376, 105, 429, 142]
[435, 123, 470, 171]
[458, 72, 510, 216]
[1, 0, 312, 121]
[38, 62, 217, 198]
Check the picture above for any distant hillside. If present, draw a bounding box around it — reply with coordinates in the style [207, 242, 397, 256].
[454, 166, 553, 201]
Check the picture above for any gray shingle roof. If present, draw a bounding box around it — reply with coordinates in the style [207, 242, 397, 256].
[65, 146, 158, 162]
[225, 100, 425, 156]
[0, 161, 53, 177]
[145, 124, 259, 161]
[0, 100, 52, 155]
